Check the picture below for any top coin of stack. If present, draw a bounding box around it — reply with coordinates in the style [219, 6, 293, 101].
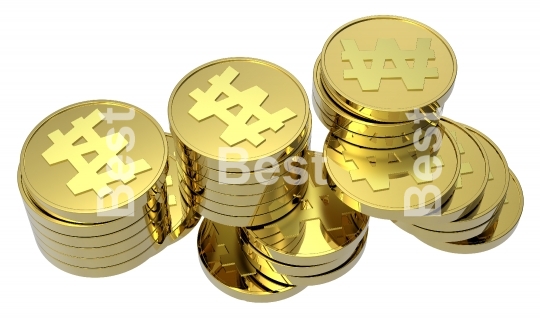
[169, 58, 312, 227]
[18, 100, 199, 277]
[313, 15, 457, 149]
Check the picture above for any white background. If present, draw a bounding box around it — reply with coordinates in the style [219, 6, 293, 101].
[1, 0, 538, 324]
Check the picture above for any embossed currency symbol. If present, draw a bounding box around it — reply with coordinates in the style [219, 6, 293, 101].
[341, 142, 443, 191]
[42, 109, 151, 198]
[188, 66, 297, 147]
[341, 38, 438, 91]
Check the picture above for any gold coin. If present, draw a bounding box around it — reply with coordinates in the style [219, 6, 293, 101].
[28, 211, 159, 256]
[165, 134, 201, 241]
[313, 55, 436, 136]
[177, 126, 311, 185]
[321, 16, 456, 122]
[185, 180, 305, 206]
[175, 120, 311, 171]
[19, 165, 168, 246]
[169, 57, 311, 171]
[412, 125, 509, 231]
[179, 177, 308, 216]
[317, 106, 436, 149]
[34, 231, 176, 277]
[416, 171, 523, 253]
[244, 151, 370, 266]
[32, 188, 196, 270]
[180, 177, 308, 227]
[198, 219, 305, 302]
[324, 127, 460, 220]
[284, 234, 367, 286]
[30, 203, 166, 260]
[238, 228, 359, 277]
[181, 167, 305, 197]
[241, 229, 368, 286]
[20, 100, 168, 224]
[405, 118, 489, 224]
[394, 209, 499, 242]
[240, 227, 367, 286]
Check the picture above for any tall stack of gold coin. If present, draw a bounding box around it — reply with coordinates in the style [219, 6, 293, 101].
[313, 16, 524, 254]
[18, 100, 199, 277]
[169, 58, 370, 302]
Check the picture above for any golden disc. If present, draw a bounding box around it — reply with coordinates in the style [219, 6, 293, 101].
[180, 176, 308, 227]
[244, 151, 370, 266]
[321, 16, 456, 122]
[313, 55, 437, 136]
[412, 125, 509, 231]
[197, 219, 305, 302]
[405, 118, 490, 225]
[416, 171, 523, 253]
[169, 57, 311, 171]
[242, 230, 368, 286]
[324, 127, 460, 220]
[20, 100, 168, 224]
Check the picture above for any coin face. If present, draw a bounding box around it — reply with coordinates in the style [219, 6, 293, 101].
[321, 16, 457, 121]
[169, 58, 310, 169]
[324, 127, 460, 219]
[20, 100, 167, 223]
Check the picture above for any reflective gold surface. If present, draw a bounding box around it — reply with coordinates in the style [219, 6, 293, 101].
[321, 16, 456, 122]
[169, 58, 311, 171]
[198, 219, 305, 302]
[18, 105, 198, 276]
[178, 129, 311, 190]
[404, 118, 489, 224]
[411, 125, 508, 231]
[20, 100, 168, 224]
[180, 177, 307, 216]
[313, 55, 437, 137]
[180, 177, 307, 227]
[245, 151, 370, 265]
[242, 230, 368, 286]
[414, 171, 523, 253]
[324, 128, 460, 220]
[394, 209, 499, 242]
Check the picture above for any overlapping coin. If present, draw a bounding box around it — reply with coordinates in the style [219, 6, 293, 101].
[313, 15, 523, 253]
[197, 151, 369, 301]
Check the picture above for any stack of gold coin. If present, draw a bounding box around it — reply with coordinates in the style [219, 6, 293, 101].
[18, 100, 199, 277]
[168, 58, 370, 301]
[168, 58, 312, 228]
[392, 124, 524, 253]
[197, 151, 369, 302]
[314, 16, 524, 253]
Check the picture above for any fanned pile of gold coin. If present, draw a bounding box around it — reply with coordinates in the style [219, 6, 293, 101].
[314, 16, 524, 253]
[16, 15, 525, 302]
[18, 101, 199, 277]
[169, 58, 370, 302]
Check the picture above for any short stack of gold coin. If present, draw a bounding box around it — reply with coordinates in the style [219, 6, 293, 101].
[196, 151, 369, 302]
[18, 100, 199, 277]
[314, 16, 524, 254]
[169, 58, 312, 228]
[169, 58, 370, 301]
